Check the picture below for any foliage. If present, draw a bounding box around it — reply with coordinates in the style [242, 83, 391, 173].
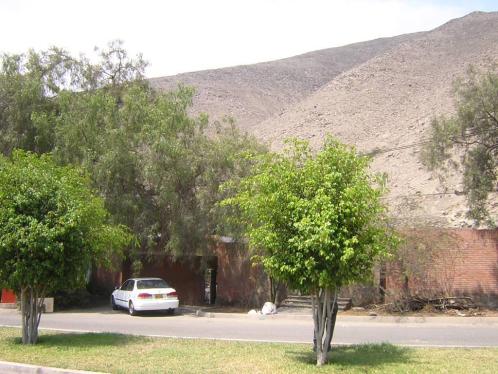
[0, 43, 266, 259]
[0, 41, 146, 156]
[54, 288, 102, 310]
[0, 151, 130, 343]
[421, 66, 498, 225]
[222, 137, 397, 365]
[53, 85, 265, 257]
[223, 138, 396, 292]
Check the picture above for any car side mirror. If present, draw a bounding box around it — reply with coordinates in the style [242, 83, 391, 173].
[114, 286, 119, 290]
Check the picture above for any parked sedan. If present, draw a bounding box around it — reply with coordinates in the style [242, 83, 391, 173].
[111, 277, 179, 316]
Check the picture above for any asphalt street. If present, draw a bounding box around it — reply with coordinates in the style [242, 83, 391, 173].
[1, 307, 498, 347]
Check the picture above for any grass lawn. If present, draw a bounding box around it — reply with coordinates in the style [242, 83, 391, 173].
[0, 327, 497, 373]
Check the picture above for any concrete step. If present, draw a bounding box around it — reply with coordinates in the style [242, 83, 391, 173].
[281, 296, 352, 311]
[280, 301, 314, 308]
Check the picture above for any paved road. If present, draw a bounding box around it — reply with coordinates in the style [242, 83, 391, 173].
[1, 308, 498, 347]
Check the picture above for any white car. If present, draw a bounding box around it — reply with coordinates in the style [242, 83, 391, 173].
[111, 277, 179, 316]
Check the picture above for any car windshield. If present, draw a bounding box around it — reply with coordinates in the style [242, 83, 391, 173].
[136, 279, 170, 289]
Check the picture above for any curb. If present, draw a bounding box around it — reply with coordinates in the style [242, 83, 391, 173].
[183, 308, 498, 324]
[190, 310, 312, 320]
[3, 305, 498, 324]
[0, 361, 106, 374]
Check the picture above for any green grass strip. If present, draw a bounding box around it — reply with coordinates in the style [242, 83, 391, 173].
[1, 327, 498, 373]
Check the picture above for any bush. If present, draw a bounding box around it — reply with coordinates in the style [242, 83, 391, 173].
[54, 288, 107, 310]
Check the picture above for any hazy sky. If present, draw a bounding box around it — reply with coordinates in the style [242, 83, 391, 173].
[1, 0, 497, 77]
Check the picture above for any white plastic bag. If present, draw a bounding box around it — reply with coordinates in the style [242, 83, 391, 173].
[261, 302, 277, 315]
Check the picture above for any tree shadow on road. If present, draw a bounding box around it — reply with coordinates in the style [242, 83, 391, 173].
[287, 343, 412, 368]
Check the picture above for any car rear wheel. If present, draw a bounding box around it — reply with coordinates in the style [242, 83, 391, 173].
[129, 301, 137, 316]
[165, 308, 175, 316]
[111, 296, 118, 311]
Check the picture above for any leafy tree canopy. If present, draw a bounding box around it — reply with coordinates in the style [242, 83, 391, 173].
[0, 42, 266, 258]
[0, 41, 146, 156]
[422, 66, 498, 225]
[0, 150, 130, 291]
[54, 82, 264, 256]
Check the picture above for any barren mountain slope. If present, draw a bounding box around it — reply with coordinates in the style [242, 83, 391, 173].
[254, 11, 498, 227]
[149, 34, 417, 131]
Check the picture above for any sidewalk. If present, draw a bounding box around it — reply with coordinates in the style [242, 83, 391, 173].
[4, 304, 498, 325]
[183, 305, 498, 324]
[0, 360, 105, 374]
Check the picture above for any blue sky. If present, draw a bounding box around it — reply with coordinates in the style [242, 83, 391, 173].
[1, 1, 497, 77]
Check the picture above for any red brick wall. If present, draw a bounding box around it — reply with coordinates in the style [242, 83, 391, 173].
[213, 241, 272, 308]
[386, 229, 498, 306]
[89, 267, 122, 295]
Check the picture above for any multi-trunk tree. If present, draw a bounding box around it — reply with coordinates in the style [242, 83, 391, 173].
[223, 138, 397, 366]
[0, 151, 130, 344]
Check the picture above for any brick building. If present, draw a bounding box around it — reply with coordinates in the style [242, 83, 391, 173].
[385, 229, 498, 306]
[3, 228, 498, 309]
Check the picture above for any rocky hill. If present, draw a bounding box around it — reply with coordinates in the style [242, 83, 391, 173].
[149, 33, 417, 131]
[151, 11, 498, 227]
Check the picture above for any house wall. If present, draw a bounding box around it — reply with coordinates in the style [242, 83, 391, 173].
[91, 243, 272, 308]
[386, 228, 498, 306]
[213, 241, 272, 308]
[90, 229, 498, 308]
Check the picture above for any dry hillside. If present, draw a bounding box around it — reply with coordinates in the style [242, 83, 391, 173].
[254, 11, 498, 227]
[151, 11, 498, 227]
[149, 34, 417, 131]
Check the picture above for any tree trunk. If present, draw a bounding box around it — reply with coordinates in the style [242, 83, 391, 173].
[311, 288, 339, 366]
[20, 286, 45, 344]
[269, 276, 281, 305]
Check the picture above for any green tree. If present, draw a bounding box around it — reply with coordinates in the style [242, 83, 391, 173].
[53, 82, 265, 258]
[422, 67, 498, 225]
[0, 40, 146, 157]
[222, 138, 397, 366]
[0, 151, 130, 344]
[1, 43, 265, 260]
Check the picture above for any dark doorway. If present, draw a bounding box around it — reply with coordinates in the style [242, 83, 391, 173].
[204, 267, 217, 304]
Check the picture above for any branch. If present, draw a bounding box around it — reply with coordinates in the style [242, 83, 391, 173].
[484, 110, 498, 128]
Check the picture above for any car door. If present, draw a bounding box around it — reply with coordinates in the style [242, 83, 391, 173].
[115, 280, 129, 307]
[122, 280, 135, 307]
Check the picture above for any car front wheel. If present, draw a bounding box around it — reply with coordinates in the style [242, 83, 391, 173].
[129, 301, 137, 316]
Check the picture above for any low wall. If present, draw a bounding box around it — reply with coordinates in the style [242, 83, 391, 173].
[213, 240, 273, 308]
[386, 228, 498, 307]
